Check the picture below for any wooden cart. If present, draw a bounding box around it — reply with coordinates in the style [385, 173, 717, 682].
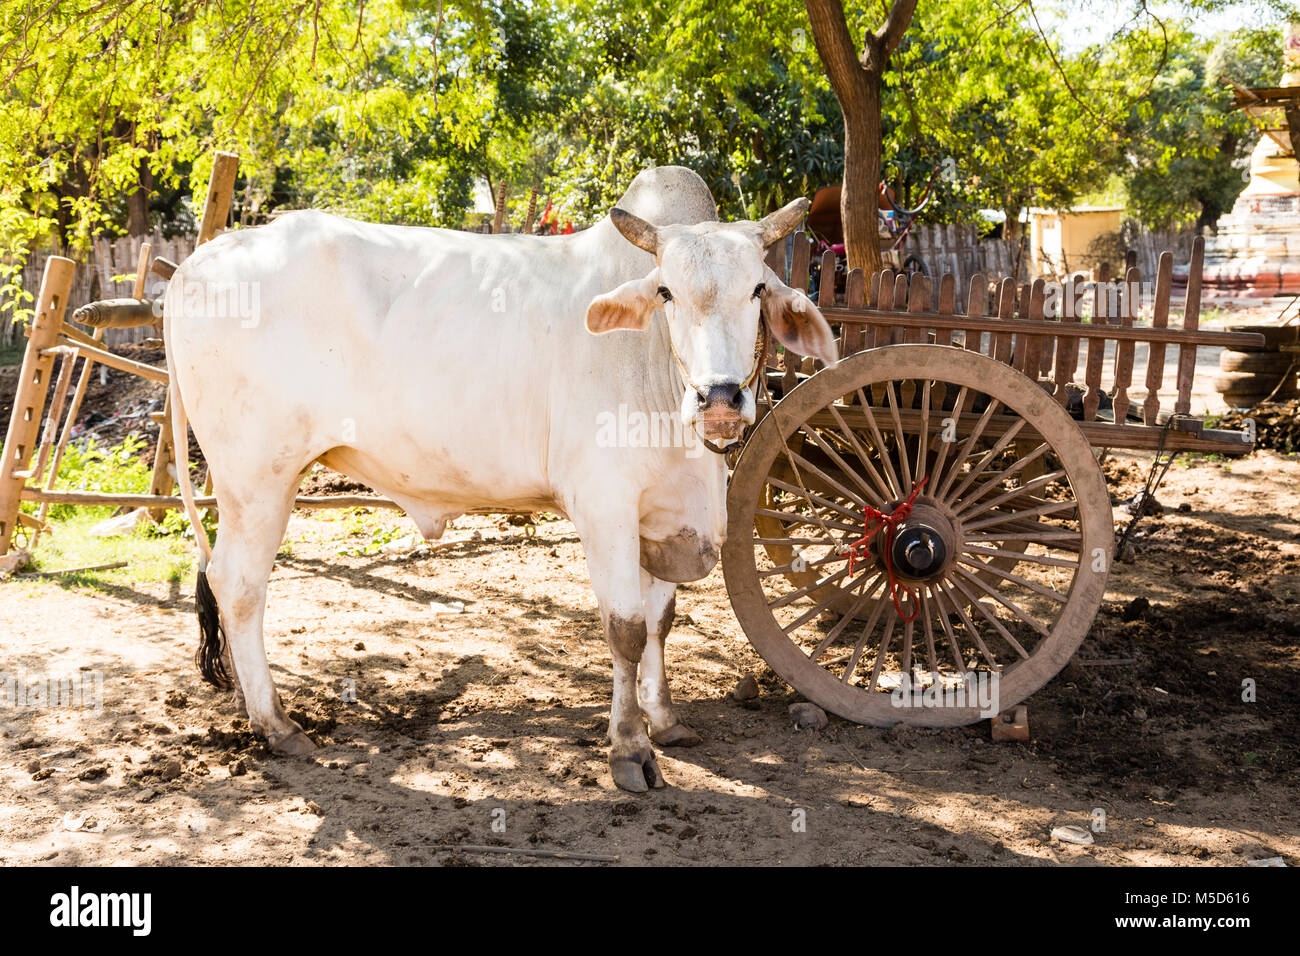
[724, 235, 1262, 726]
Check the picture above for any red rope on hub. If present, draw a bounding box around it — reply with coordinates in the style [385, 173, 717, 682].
[846, 476, 929, 623]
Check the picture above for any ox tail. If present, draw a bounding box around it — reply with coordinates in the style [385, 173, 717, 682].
[168, 374, 232, 690]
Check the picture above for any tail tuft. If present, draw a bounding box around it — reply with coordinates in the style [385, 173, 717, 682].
[195, 570, 233, 689]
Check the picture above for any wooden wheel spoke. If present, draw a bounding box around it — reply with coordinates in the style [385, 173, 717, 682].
[766, 476, 863, 523]
[755, 507, 861, 536]
[854, 387, 905, 498]
[797, 423, 888, 509]
[964, 530, 1081, 544]
[900, 617, 914, 679]
[915, 379, 931, 486]
[783, 447, 871, 511]
[929, 385, 968, 490]
[964, 499, 1077, 532]
[884, 380, 913, 490]
[935, 397, 1002, 501]
[963, 543, 1078, 570]
[951, 440, 1049, 514]
[942, 419, 1029, 507]
[780, 566, 876, 635]
[769, 563, 854, 610]
[935, 580, 1000, 669]
[826, 403, 895, 504]
[809, 574, 888, 662]
[759, 550, 847, 577]
[955, 556, 1069, 604]
[862, 609, 898, 691]
[945, 573, 1031, 660]
[950, 565, 1052, 637]
[920, 589, 939, 676]
[958, 468, 1068, 522]
[931, 586, 968, 674]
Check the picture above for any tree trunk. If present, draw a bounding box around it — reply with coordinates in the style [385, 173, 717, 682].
[840, 77, 883, 274]
[125, 159, 153, 237]
[803, 0, 916, 276]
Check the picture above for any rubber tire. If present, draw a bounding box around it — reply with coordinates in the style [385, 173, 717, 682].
[1219, 351, 1297, 374]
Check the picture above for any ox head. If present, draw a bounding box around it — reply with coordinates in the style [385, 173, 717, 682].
[585, 199, 837, 446]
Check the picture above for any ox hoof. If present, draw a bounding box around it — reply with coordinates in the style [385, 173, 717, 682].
[269, 729, 317, 756]
[609, 750, 666, 793]
[651, 722, 703, 748]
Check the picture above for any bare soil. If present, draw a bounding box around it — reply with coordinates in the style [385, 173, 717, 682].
[1, 449, 1298, 867]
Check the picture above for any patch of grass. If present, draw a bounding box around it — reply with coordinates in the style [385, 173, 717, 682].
[3, 435, 203, 586]
[0, 339, 25, 366]
[23, 510, 195, 585]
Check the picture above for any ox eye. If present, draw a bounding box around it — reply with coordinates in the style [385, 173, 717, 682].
[752, 283, 766, 299]
[657, 285, 672, 302]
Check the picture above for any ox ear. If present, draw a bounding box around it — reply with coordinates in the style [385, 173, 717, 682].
[586, 270, 662, 334]
[760, 267, 838, 366]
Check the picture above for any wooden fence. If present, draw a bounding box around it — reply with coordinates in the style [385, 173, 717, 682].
[1, 234, 196, 349]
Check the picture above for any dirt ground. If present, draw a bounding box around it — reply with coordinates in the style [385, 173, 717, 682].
[1, 446, 1298, 867]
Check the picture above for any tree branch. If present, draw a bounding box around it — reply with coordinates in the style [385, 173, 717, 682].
[875, 0, 918, 61]
[803, 0, 865, 100]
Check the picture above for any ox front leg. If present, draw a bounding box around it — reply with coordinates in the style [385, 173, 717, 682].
[576, 512, 665, 793]
[638, 571, 702, 748]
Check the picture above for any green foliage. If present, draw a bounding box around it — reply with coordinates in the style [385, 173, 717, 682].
[35, 435, 152, 520]
[1121, 26, 1282, 228]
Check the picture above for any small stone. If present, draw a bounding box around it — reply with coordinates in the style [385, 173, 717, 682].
[1176, 502, 1191, 513]
[159, 758, 183, 781]
[25, 760, 39, 774]
[789, 702, 829, 730]
[306, 801, 324, 816]
[1050, 825, 1095, 846]
[353, 641, 366, 651]
[76, 765, 107, 781]
[1121, 596, 1150, 622]
[731, 674, 760, 701]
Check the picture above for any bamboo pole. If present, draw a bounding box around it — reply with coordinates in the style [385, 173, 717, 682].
[31, 244, 154, 548]
[0, 257, 76, 556]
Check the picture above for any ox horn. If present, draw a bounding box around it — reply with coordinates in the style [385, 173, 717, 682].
[756, 197, 810, 247]
[610, 207, 661, 254]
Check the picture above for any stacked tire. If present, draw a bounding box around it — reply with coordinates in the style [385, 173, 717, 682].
[1214, 325, 1299, 408]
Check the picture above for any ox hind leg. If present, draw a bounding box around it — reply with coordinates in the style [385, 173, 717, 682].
[637, 571, 702, 748]
[572, 507, 666, 793]
[203, 478, 313, 755]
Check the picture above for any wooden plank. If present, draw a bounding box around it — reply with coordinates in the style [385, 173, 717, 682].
[1019, 278, 1047, 379]
[993, 277, 1015, 364]
[904, 273, 930, 345]
[1175, 236, 1204, 416]
[1144, 252, 1173, 425]
[54, 336, 168, 384]
[21, 488, 407, 511]
[965, 273, 986, 353]
[935, 273, 956, 347]
[818, 306, 1264, 348]
[0, 257, 75, 555]
[844, 268, 867, 356]
[1112, 265, 1139, 425]
[1083, 263, 1111, 421]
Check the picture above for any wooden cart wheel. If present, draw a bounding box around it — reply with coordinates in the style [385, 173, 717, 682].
[725, 345, 1112, 726]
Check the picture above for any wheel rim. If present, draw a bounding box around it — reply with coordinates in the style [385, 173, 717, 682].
[724, 345, 1112, 726]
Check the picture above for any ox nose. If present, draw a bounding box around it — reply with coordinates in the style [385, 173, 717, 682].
[699, 383, 743, 411]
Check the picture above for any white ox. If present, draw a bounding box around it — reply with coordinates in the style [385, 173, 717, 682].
[165, 166, 837, 792]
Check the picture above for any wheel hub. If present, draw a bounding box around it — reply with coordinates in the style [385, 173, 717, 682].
[873, 499, 959, 583]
